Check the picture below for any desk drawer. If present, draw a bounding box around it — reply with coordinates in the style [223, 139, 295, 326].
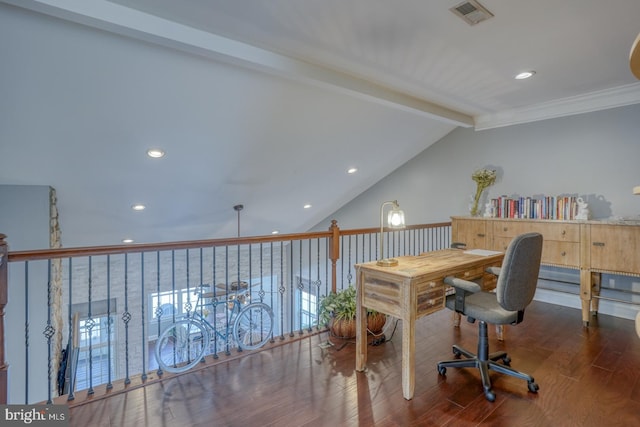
[362, 277, 402, 318]
[416, 280, 445, 317]
[453, 261, 501, 291]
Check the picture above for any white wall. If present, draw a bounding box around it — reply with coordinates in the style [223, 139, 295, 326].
[0, 185, 51, 403]
[313, 104, 640, 320]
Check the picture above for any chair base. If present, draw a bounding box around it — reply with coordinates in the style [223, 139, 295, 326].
[437, 321, 539, 402]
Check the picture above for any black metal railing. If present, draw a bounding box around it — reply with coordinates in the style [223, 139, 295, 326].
[0, 221, 451, 405]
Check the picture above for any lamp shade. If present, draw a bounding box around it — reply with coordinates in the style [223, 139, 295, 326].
[388, 208, 405, 228]
[377, 200, 406, 267]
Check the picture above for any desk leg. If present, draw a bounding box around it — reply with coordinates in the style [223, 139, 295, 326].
[355, 279, 367, 372]
[402, 313, 416, 400]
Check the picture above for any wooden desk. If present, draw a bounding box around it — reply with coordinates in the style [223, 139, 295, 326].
[355, 249, 504, 400]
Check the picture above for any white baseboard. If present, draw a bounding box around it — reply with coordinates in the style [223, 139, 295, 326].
[534, 284, 639, 321]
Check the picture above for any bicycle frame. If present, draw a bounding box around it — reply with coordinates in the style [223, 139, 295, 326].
[187, 291, 249, 349]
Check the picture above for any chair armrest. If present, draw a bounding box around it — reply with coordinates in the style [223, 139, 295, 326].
[485, 266, 501, 276]
[444, 276, 482, 293]
[444, 277, 481, 313]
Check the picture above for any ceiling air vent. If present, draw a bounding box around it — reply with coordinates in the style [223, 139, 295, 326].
[450, 0, 494, 25]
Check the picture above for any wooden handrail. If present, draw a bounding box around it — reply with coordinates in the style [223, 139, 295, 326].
[7, 230, 334, 262]
[6, 222, 450, 262]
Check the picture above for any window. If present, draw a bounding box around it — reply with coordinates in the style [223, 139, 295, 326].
[75, 314, 116, 391]
[300, 291, 317, 329]
[295, 276, 320, 329]
[149, 288, 200, 322]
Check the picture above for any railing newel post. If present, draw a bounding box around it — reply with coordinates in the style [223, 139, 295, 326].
[0, 234, 7, 404]
[329, 221, 340, 294]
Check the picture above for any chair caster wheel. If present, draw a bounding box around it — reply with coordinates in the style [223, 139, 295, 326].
[452, 348, 461, 358]
[484, 390, 496, 402]
[502, 355, 511, 366]
[528, 381, 539, 393]
[438, 365, 446, 376]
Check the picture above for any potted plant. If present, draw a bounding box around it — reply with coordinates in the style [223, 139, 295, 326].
[319, 285, 386, 339]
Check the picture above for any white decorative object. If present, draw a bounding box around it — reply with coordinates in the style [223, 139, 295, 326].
[575, 197, 590, 220]
[483, 201, 494, 218]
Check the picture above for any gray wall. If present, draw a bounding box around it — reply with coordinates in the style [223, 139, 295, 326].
[315, 103, 640, 229]
[0, 185, 51, 403]
[313, 104, 640, 320]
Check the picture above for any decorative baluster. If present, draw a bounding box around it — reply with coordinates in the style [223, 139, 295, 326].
[212, 246, 219, 359]
[43, 260, 55, 404]
[140, 253, 147, 382]
[278, 243, 285, 341]
[67, 259, 74, 401]
[154, 251, 163, 376]
[297, 241, 304, 335]
[269, 242, 276, 343]
[106, 255, 113, 389]
[24, 262, 29, 403]
[122, 254, 131, 385]
[86, 256, 95, 395]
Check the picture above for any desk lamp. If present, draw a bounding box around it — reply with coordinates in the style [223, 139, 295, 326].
[377, 200, 406, 267]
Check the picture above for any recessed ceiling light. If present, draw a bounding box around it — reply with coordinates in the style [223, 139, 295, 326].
[132, 204, 146, 211]
[515, 71, 536, 80]
[303, 204, 312, 209]
[122, 238, 134, 243]
[347, 167, 358, 174]
[271, 230, 279, 235]
[147, 148, 165, 158]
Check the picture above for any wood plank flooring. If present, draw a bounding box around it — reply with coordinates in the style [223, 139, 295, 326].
[69, 301, 640, 426]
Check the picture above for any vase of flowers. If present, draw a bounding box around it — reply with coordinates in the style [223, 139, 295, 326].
[470, 169, 496, 216]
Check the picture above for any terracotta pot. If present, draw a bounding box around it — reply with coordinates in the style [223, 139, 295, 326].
[366, 312, 387, 335]
[329, 313, 386, 339]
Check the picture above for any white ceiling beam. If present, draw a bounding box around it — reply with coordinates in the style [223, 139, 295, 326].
[4, 0, 474, 127]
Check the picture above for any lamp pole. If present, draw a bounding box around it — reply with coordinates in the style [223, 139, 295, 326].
[377, 200, 405, 267]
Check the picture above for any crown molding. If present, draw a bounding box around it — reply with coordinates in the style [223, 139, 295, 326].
[474, 82, 640, 130]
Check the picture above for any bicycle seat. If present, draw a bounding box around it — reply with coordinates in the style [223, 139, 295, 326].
[216, 281, 249, 292]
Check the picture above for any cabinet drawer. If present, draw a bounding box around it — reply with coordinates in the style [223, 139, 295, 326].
[493, 237, 578, 267]
[493, 221, 579, 242]
[541, 241, 579, 267]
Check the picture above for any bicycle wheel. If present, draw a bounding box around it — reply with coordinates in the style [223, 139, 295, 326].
[155, 319, 209, 373]
[232, 302, 274, 350]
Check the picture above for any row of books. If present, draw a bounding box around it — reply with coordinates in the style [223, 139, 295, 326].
[487, 196, 579, 220]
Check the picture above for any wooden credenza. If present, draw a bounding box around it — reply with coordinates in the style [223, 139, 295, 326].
[452, 216, 640, 326]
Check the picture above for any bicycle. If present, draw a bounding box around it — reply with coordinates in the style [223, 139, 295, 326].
[155, 283, 274, 373]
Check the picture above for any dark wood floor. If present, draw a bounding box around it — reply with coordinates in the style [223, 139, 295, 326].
[69, 301, 640, 426]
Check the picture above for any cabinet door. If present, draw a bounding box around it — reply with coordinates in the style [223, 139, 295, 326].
[452, 218, 486, 249]
[590, 225, 640, 274]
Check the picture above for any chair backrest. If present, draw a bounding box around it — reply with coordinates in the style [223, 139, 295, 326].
[495, 232, 543, 312]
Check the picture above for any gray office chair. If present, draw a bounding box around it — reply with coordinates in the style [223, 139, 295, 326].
[437, 232, 543, 402]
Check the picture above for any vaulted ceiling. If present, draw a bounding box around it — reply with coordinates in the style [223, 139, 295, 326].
[2, 0, 640, 247]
